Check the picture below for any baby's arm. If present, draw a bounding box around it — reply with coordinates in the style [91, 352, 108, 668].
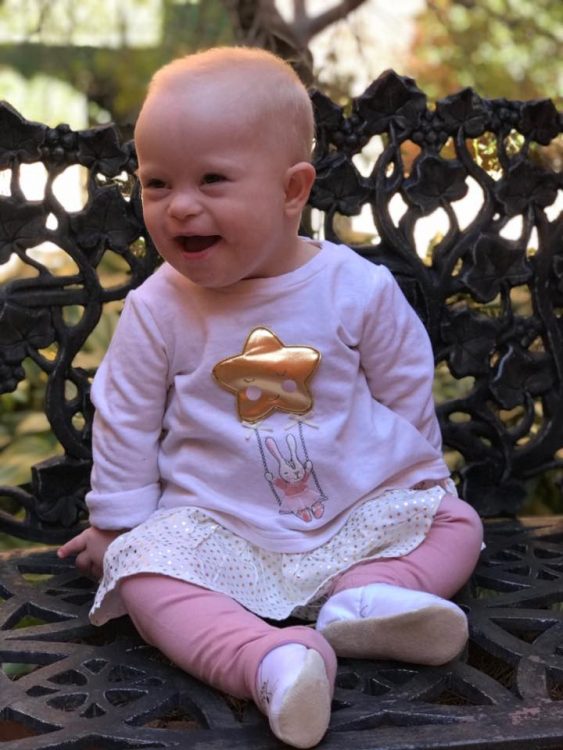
[359, 267, 442, 450]
[85, 292, 169, 531]
[58, 292, 169, 578]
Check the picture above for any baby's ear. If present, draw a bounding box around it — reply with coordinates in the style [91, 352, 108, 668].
[283, 162, 316, 217]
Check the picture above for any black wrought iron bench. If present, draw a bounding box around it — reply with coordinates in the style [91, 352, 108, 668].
[1, 71, 562, 749]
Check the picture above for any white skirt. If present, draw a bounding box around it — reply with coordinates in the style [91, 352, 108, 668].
[90, 485, 445, 625]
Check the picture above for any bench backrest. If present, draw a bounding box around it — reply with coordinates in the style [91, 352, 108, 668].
[0, 71, 561, 542]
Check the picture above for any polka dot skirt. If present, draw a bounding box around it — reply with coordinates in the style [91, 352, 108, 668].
[90, 485, 445, 625]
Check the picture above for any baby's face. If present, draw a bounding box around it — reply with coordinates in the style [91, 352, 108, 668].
[136, 80, 308, 289]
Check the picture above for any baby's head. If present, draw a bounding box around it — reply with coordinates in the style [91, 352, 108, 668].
[144, 47, 314, 164]
[135, 47, 318, 288]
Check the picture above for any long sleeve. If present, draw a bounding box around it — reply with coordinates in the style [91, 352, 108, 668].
[86, 292, 170, 530]
[358, 267, 443, 453]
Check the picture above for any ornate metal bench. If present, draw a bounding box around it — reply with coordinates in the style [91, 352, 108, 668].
[1, 72, 562, 749]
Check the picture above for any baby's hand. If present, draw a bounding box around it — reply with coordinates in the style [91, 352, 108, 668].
[58, 527, 124, 581]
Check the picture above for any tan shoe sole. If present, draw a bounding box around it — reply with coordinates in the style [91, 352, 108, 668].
[321, 604, 468, 665]
[270, 650, 332, 749]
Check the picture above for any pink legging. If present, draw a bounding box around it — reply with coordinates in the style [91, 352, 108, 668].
[119, 495, 482, 702]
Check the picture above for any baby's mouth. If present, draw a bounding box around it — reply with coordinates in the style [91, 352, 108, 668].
[178, 235, 220, 253]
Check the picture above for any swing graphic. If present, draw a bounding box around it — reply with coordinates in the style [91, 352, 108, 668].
[255, 424, 328, 523]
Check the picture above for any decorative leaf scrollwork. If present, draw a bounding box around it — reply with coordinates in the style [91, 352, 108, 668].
[441, 308, 498, 377]
[309, 152, 370, 216]
[494, 161, 559, 217]
[403, 153, 468, 215]
[0, 196, 48, 263]
[353, 69, 427, 138]
[460, 460, 528, 514]
[32, 457, 90, 530]
[0, 101, 46, 166]
[70, 184, 143, 258]
[490, 344, 556, 410]
[310, 89, 346, 153]
[460, 234, 532, 302]
[435, 88, 489, 138]
[0, 300, 55, 394]
[77, 125, 132, 176]
[518, 99, 561, 145]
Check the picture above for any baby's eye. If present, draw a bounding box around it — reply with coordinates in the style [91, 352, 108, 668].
[202, 173, 226, 185]
[142, 178, 167, 189]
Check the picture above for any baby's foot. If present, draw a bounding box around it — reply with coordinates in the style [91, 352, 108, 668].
[316, 583, 468, 665]
[256, 643, 331, 748]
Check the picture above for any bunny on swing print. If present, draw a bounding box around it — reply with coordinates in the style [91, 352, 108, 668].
[264, 433, 325, 522]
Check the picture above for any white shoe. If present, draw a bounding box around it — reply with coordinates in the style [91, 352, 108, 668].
[316, 583, 468, 665]
[256, 643, 332, 748]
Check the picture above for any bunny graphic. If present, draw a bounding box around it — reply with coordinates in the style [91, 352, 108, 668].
[264, 434, 325, 522]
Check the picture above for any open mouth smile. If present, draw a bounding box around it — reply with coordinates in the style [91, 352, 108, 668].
[177, 235, 221, 254]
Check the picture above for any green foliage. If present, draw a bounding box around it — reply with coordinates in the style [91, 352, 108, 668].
[0, 360, 60, 487]
[412, 0, 563, 104]
[0, 0, 236, 126]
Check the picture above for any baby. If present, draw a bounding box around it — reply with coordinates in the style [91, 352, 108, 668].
[59, 47, 483, 749]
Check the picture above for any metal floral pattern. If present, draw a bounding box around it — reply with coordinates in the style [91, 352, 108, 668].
[310, 72, 562, 516]
[0, 104, 159, 540]
[1, 520, 563, 749]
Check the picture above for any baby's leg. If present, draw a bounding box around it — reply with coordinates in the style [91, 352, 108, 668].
[316, 495, 483, 664]
[120, 574, 336, 749]
[333, 494, 483, 597]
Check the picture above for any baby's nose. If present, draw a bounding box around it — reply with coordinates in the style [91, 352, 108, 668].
[168, 190, 202, 219]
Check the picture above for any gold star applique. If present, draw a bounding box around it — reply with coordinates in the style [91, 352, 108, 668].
[212, 327, 321, 423]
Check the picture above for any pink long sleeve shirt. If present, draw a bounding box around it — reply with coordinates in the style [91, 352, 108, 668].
[86, 241, 450, 552]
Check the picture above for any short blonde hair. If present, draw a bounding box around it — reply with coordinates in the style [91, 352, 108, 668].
[144, 47, 315, 163]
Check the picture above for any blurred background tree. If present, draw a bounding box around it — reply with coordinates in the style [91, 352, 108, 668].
[0, 0, 560, 131]
[0, 0, 380, 132]
[412, 0, 562, 101]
